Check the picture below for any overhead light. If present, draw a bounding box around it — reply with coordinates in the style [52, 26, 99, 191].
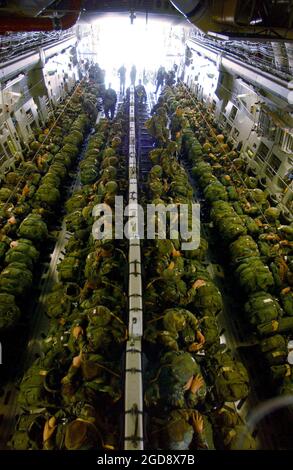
[8, 91, 22, 97]
[237, 93, 249, 99]
[4, 74, 25, 90]
[250, 18, 263, 25]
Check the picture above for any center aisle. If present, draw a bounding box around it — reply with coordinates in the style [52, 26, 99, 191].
[124, 86, 144, 450]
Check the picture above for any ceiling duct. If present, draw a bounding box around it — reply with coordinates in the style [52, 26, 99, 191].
[0, 0, 81, 33]
[170, 1, 293, 40]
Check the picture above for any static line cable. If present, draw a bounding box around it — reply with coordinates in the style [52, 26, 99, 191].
[2, 78, 86, 211]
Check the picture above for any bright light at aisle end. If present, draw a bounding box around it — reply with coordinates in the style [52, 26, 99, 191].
[93, 16, 177, 88]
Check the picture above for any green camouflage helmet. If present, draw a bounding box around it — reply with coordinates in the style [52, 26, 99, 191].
[0, 262, 33, 296]
[229, 235, 260, 265]
[204, 182, 228, 203]
[5, 238, 39, 270]
[186, 280, 223, 316]
[244, 291, 282, 326]
[155, 351, 206, 408]
[159, 308, 199, 351]
[65, 419, 99, 450]
[57, 252, 81, 283]
[153, 410, 194, 450]
[183, 259, 211, 282]
[18, 213, 48, 242]
[65, 193, 88, 214]
[35, 184, 60, 207]
[161, 351, 200, 385]
[236, 258, 274, 294]
[45, 283, 74, 319]
[18, 361, 48, 410]
[200, 315, 220, 348]
[0, 292, 21, 331]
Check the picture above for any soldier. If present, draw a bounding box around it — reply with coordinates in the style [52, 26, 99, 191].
[81, 94, 98, 122]
[85, 305, 127, 356]
[145, 307, 205, 352]
[185, 278, 223, 317]
[135, 79, 147, 105]
[43, 405, 100, 450]
[165, 69, 175, 87]
[118, 64, 126, 95]
[130, 65, 137, 86]
[145, 351, 206, 409]
[103, 84, 117, 120]
[84, 242, 126, 288]
[150, 409, 213, 450]
[155, 66, 166, 93]
[170, 107, 184, 141]
[145, 107, 169, 146]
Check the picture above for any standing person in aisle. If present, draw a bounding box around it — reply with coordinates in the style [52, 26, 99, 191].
[165, 69, 176, 86]
[130, 65, 137, 86]
[135, 79, 147, 105]
[81, 94, 98, 122]
[155, 65, 166, 93]
[103, 84, 117, 120]
[118, 64, 126, 95]
[88, 63, 105, 85]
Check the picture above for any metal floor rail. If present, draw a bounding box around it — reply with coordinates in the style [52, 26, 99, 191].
[124, 86, 144, 450]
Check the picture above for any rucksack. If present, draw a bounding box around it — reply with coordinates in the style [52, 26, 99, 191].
[244, 292, 282, 326]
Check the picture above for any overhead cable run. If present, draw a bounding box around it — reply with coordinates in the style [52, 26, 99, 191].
[0, 29, 75, 63]
[189, 29, 293, 82]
